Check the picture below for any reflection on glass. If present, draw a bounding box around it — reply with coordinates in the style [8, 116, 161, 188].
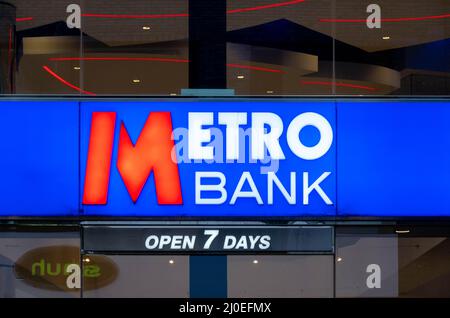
[83, 255, 189, 298]
[1, 1, 446, 96]
[228, 255, 334, 298]
[335, 229, 399, 297]
[0, 231, 80, 298]
[399, 236, 450, 297]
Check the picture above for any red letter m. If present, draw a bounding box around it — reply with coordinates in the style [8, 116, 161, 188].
[82, 112, 183, 205]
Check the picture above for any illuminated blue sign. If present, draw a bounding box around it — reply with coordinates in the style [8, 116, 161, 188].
[80, 101, 336, 217]
[0, 99, 449, 217]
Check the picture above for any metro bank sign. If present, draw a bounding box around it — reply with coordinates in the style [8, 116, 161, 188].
[80, 101, 336, 216]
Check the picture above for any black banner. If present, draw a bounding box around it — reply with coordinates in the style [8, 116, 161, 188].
[82, 226, 333, 253]
[1, 298, 445, 316]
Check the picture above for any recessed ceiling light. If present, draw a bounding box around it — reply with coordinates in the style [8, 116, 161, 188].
[142, 26, 151, 30]
[266, 90, 274, 94]
[382, 36, 390, 40]
[395, 229, 410, 234]
[132, 79, 141, 83]
[252, 259, 259, 264]
[337, 257, 343, 262]
[237, 75, 245, 79]
[73, 66, 81, 70]
[169, 259, 175, 264]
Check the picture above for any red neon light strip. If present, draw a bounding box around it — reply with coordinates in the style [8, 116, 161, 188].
[320, 13, 450, 23]
[49, 57, 190, 63]
[82, 0, 306, 19]
[82, 13, 188, 19]
[48, 57, 285, 73]
[16, 17, 33, 22]
[227, 0, 305, 14]
[300, 81, 376, 91]
[42, 65, 96, 96]
[227, 63, 285, 73]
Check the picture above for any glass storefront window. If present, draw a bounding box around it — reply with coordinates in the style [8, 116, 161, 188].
[81, 254, 333, 298]
[82, 255, 189, 298]
[228, 255, 334, 298]
[398, 227, 450, 297]
[5, 0, 188, 96]
[333, 1, 450, 95]
[335, 227, 399, 297]
[14, 1, 82, 95]
[79, 0, 188, 96]
[0, 228, 80, 298]
[336, 226, 450, 298]
[226, 0, 334, 95]
[1, 1, 448, 96]
[2, 225, 450, 298]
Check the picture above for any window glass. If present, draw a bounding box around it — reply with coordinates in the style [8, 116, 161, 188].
[13, 1, 82, 95]
[336, 226, 450, 298]
[79, 0, 188, 96]
[228, 255, 334, 298]
[398, 227, 450, 297]
[0, 230, 80, 298]
[335, 227, 399, 297]
[333, 1, 450, 95]
[227, 0, 334, 95]
[82, 255, 189, 298]
[4, 0, 188, 96]
[2, 1, 449, 96]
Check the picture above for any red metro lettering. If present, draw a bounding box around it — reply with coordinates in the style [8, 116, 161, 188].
[117, 113, 182, 204]
[83, 112, 183, 205]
